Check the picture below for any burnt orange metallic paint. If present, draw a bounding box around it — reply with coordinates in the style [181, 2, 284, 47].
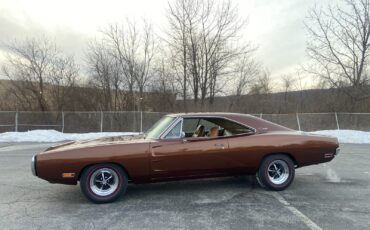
[34, 113, 339, 185]
[150, 137, 230, 179]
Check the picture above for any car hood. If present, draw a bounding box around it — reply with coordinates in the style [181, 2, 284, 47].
[42, 134, 151, 153]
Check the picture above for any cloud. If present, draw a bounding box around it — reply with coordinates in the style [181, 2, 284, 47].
[244, 0, 319, 78]
[0, 9, 88, 73]
[0, 0, 339, 82]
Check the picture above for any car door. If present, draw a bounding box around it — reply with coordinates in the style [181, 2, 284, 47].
[150, 119, 230, 179]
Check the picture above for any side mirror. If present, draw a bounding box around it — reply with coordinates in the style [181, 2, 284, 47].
[180, 131, 186, 138]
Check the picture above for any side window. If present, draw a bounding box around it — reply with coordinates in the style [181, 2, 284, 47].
[163, 117, 254, 139]
[182, 118, 218, 137]
[203, 118, 254, 136]
[182, 118, 199, 135]
[199, 119, 219, 131]
[164, 120, 182, 139]
[215, 118, 254, 135]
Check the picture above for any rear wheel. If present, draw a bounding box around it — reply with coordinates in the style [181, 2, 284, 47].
[80, 164, 128, 203]
[256, 154, 295, 191]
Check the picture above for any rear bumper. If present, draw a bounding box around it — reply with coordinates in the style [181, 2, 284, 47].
[31, 155, 37, 176]
[335, 147, 340, 156]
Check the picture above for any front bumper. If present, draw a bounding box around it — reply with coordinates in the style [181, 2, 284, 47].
[335, 147, 340, 156]
[31, 155, 37, 176]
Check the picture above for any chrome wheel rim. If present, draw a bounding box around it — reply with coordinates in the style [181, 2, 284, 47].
[267, 160, 289, 185]
[89, 168, 119, 196]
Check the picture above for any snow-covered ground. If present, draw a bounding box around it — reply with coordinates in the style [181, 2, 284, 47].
[0, 130, 138, 142]
[0, 129, 369, 143]
[309, 130, 370, 144]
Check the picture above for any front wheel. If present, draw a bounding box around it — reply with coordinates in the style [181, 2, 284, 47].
[80, 164, 128, 203]
[256, 154, 295, 191]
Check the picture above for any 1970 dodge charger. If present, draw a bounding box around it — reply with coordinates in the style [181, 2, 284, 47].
[31, 113, 339, 203]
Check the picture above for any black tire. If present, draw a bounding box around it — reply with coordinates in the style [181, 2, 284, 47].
[255, 171, 267, 189]
[256, 154, 295, 191]
[80, 163, 128, 203]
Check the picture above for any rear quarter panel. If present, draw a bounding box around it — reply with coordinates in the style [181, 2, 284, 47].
[227, 132, 338, 173]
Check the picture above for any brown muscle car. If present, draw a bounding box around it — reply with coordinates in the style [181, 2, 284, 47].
[31, 113, 339, 203]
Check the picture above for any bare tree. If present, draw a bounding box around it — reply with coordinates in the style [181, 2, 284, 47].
[225, 54, 260, 111]
[136, 21, 155, 99]
[305, 0, 370, 104]
[166, 0, 193, 111]
[190, 0, 249, 105]
[165, 0, 252, 109]
[86, 40, 121, 110]
[1, 37, 79, 111]
[101, 19, 155, 110]
[278, 74, 296, 113]
[149, 58, 178, 111]
[234, 55, 260, 96]
[48, 56, 79, 111]
[250, 70, 272, 95]
[246, 70, 272, 113]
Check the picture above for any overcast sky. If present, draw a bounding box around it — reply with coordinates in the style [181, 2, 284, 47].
[0, 0, 337, 86]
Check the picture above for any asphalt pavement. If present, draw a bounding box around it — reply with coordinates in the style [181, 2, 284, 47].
[0, 142, 369, 230]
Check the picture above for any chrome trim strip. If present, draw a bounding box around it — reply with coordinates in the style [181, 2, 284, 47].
[158, 116, 182, 139]
[160, 117, 183, 139]
[155, 116, 179, 139]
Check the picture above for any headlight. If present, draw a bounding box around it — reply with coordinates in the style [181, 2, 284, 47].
[31, 155, 37, 176]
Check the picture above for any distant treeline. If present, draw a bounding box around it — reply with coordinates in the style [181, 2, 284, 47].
[180, 87, 370, 113]
[1, 79, 370, 113]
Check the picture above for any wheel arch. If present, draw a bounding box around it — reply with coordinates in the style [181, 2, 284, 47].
[78, 162, 132, 181]
[261, 152, 299, 168]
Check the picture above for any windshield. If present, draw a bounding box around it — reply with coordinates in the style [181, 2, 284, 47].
[145, 116, 175, 139]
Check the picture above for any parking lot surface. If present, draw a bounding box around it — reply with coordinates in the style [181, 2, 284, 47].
[0, 142, 369, 230]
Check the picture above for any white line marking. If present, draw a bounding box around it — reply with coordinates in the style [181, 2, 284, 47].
[270, 192, 322, 230]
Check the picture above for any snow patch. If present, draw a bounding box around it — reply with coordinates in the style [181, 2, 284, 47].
[309, 130, 370, 144]
[0, 130, 139, 142]
[0, 129, 370, 143]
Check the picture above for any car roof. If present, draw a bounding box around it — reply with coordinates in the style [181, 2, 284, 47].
[168, 112, 250, 118]
[166, 112, 292, 132]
